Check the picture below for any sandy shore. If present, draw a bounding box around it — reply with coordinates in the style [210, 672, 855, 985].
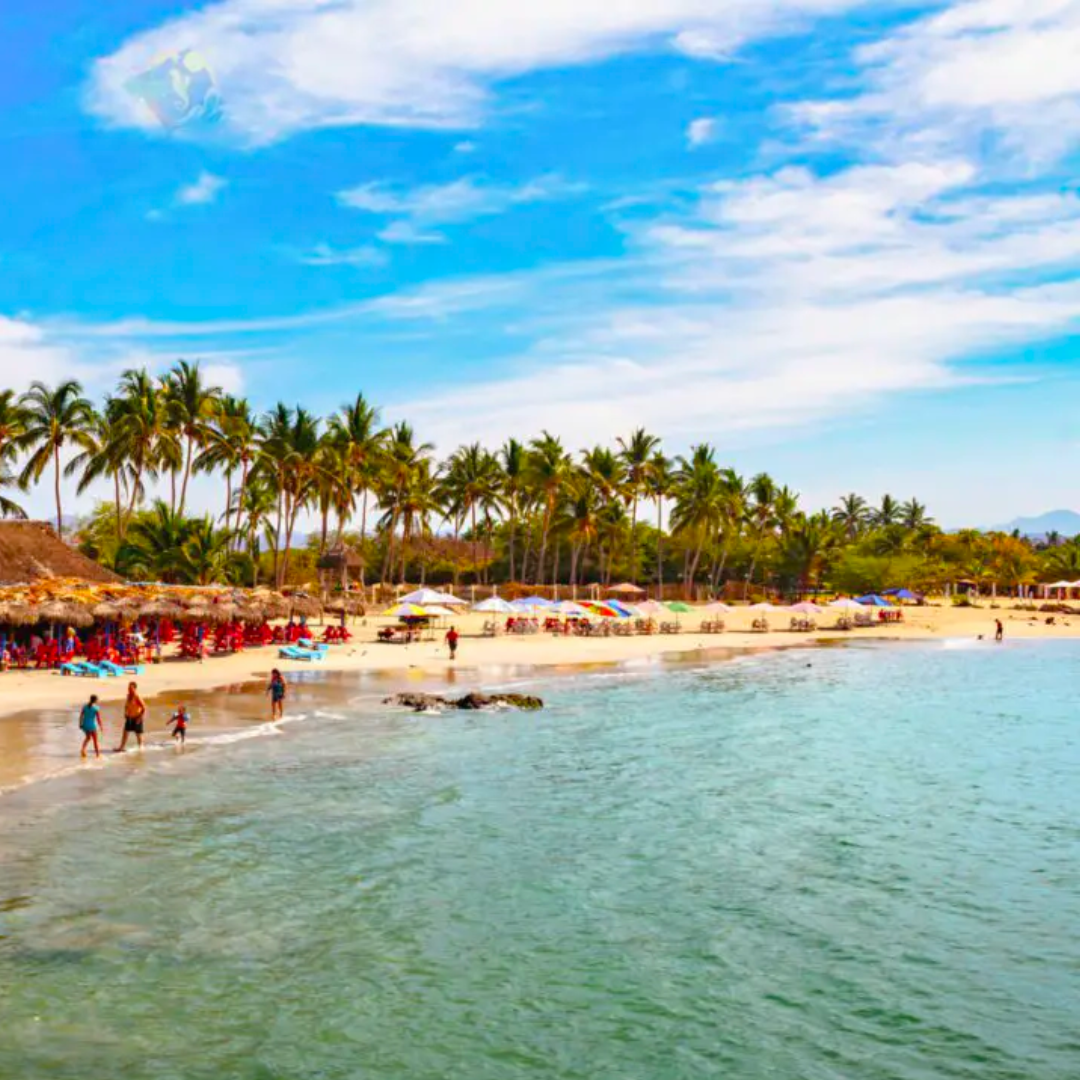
[0, 601, 1075, 797]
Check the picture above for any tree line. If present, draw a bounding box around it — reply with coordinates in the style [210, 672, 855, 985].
[0, 363, 1077, 594]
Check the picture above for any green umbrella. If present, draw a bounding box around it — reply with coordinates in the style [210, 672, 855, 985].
[665, 601, 692, 613]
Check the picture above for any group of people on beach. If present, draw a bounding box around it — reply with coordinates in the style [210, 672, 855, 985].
[77, 668, 288, 759]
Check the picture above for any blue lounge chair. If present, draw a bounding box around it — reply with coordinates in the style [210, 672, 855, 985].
[59, 660, 110, 677]
[279, 645, 325, 661]
[297, 639, 329, 652]
[98, 660, 145, 677]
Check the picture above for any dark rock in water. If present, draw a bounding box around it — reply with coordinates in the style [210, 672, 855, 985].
[383, 691, 543, 712]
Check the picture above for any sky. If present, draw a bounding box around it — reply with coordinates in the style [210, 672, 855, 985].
[2, 0, 1080, 528]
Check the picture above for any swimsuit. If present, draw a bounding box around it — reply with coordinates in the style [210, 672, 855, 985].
[79, 705, 100, 735]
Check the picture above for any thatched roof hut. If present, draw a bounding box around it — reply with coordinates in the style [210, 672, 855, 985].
[316, 544, 362, 574]
[0, 521, 121, 585]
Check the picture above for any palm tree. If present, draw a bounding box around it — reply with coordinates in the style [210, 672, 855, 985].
[832, 492, 869, 539]
[67, 402, 133, 540]
[671, 445, 725, 596]
[328, 393, 384, 580]
[162, 360, 221, 515]
[444, 443, 500, 583]
[900, 498, 932, 531]
[0, 390, 28, 518]
[112, 369, 166, 534]
[376, 423, 434, 584]
[17, 380, 97, 537]
[781, 511, 840, 597]
[617, 428, 661, 584]
[646, 451, 670, 594]
[527, 432, 572, 585]
[873, 494, 902, 528]
[197, 395, 256, 535]
[498, 438, 527, 583]
[744, 472, 779, 591]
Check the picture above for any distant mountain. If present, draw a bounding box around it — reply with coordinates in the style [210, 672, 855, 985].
[994, 510, 1080, 538]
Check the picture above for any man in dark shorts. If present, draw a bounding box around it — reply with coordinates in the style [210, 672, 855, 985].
[445, 626, 459, 661]
[995, 619, 1004, 643]
[116, 681, 147, 752]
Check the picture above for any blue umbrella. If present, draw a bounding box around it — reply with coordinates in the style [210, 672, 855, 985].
[856, 594, 892, 607]
[604, 600, 635, 617]
[887, 588, 920, 601]
[517, 596, 554, 608]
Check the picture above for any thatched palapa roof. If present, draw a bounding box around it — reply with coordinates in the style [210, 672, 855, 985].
[0, 521, 121, 586]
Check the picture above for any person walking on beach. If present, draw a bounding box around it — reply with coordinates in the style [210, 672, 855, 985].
[445, 625, 459, 662]
[78, 694, 103, 759]
[995, 619, 1004, 643]
[167, 704, 189, 746]
[115, 681, 147, 752]
[267, 669, 287, 720]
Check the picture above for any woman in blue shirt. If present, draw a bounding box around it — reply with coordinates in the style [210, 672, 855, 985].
[79, 694, 103, 759]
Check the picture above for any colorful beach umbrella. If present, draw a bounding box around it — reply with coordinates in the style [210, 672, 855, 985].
[398, 588, 468, 606]
[665, 602, 692, 613]
[382, 602, 430, 618]
[551, 601, 591, 617]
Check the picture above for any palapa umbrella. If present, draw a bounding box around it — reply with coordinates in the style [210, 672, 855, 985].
[287, 595, 323, 619]
[38, 599, 94, 628]
[3, 603, 35, 626]
[606, 582, 646, 596]
[92, 601, 122, 621]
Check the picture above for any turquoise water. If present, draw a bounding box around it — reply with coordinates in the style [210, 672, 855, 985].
[2, 641, 1079, 1079]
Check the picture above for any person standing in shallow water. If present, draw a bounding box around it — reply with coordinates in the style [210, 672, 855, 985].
[79, 694, 103, 759]
[268, 669, 287, 720]
[115, 681, 146, 752]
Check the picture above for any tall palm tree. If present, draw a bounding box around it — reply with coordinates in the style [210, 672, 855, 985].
[377, 423, 434, 584]
[196, 395, 256, 536]
[646, 451, 670, 594]
[67, 401, 133, 540]
[900, 498, 932, 531]
[0, 390, 28, 518]
[873, 494, 902, 528]
[527, 432, 572, 585]
[444, 443, 500, 583]
[162, 360, 221, 515]
[112, 369, 166, 534]
[617, 428, 661, 584]
[328, 393, 384, 579]
[671, 445, 725, 596]
[17, 380, 97, 537]
[744, 472, 780, 590]
[832, 493, 870, 539]
[498, 438, 527, 583]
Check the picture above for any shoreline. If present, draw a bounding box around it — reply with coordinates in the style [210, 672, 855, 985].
[1, 602, 1077, 799]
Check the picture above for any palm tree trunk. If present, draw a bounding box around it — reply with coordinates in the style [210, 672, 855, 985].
[113, 472, 123, 541]
[470, 504, 479, 583]
[53, 445, 63, 538]
[381, 514, 397, 585]
[629, 497, 638, 583]
[179, 436, 194, 515]
[223, 470, 233, 534]
[570, 543, 580, 586]
[522, 526, 534, 585]
[508, 508, 517, 582]
[359, 489, 369, 586]
[656, 498, 664, 599]
[538, 505, 553, 586]
[272, 482, 284, 585]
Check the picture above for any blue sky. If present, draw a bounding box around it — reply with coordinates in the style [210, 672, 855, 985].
[2, 0, 1080, 526]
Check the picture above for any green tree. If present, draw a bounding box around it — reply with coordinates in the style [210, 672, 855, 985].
[17, 380, 97, 538]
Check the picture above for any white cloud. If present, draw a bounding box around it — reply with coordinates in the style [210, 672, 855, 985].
[798, 0, 1080, 163]
[687, 117, 718, 147]
[454, 140, 477, 154]
[300, 243, 389, 266]
[339, 174, 583, 243]
[85, 0, 876, 144]
[176, 171, 227, 205]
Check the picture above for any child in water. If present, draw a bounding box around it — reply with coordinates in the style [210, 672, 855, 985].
[167, 704, 189, 745]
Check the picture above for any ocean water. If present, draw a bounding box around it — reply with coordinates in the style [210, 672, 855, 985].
[1, 641, 1079, 1080]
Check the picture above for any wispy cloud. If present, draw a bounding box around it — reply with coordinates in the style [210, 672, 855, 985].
[176, 171, 226, 205]
[84, 0, 875, 145]
[299, 243, 388, 267]
[339, 175, 583, 243]
[687, 117, 718, 148]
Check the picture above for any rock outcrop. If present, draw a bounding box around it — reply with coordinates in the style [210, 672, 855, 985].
[384, 692, 543, 712]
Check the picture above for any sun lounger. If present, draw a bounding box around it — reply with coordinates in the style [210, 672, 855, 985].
[279, 645, 325, 661]
[97, 660, 145, 677]
[752, 618, 770, 632]
[60, 661, 105, 677]
[297, 639, 329, 652]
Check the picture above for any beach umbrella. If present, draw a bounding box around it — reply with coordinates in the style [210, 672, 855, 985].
[422, 605, 455, 617]
[748, 602, 781, 611]
[665, 601, 692, 613]
[829, 598, 864, 610]
[856, 595, 892, 607]
[604, 600, 636, 617]
[398, 588, 468, 606]
[701, 601, 733, 613]
[473, 597, 515, 614]
[92, 600, 122, 621]
[550, 600, 591, 617]
[516, 595, 554, 607]
[581, 601, 621, 618]
[635, 600, 665, 616]
[3, 602, 35, 626]
[382, 602, 430, 618]
[790, 602, 824, 614]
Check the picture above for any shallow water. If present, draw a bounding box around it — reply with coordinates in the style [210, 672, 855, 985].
[1, 641, 1078, 1079]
